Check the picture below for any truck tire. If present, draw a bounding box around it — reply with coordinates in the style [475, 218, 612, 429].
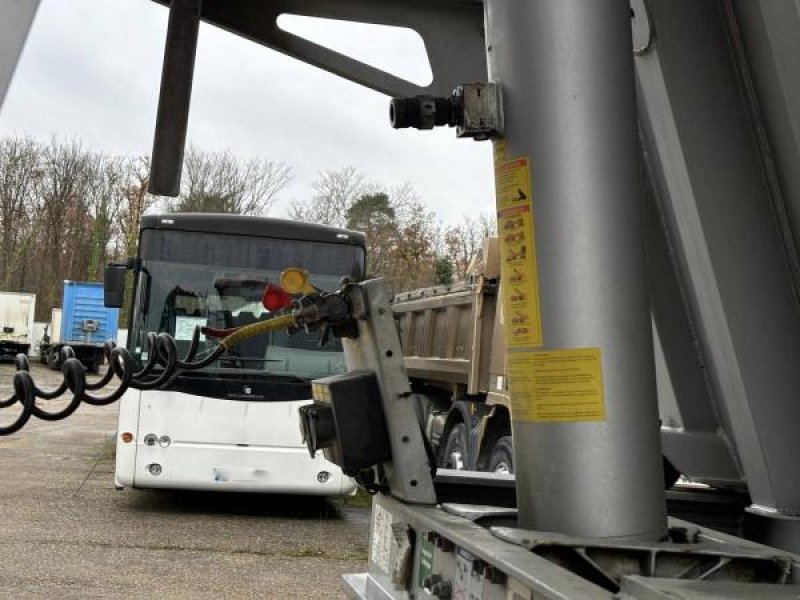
[488, 436, 514, 474]
[440, 423, 470, 470]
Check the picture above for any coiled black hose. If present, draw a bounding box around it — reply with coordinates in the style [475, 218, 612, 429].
[0, 327, 223, 435]
[0, 311, 299, 436]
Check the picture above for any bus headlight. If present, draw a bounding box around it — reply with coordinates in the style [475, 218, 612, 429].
[317, 471, 331, 483]
[144, 434, 157, 446]
[158, 435, 171, 448]
[148, 463, 163, 476]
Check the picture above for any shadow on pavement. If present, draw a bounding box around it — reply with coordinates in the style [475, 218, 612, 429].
[120, 488, 362, 521]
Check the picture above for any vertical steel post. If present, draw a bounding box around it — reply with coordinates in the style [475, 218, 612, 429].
[149, 0, 202, 197]
[484, 1, 667, 539]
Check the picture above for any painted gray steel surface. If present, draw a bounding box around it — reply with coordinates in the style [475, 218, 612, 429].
[635, 0, 800, 528]
[484, 0, 666, 539]
[0, 0, 39, 110]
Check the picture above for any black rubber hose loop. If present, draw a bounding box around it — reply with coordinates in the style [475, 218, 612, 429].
[0, 372, 35, 435]
[82, 348, 135, 406]
[133, 333, 159, 378]
[0, 354, 30, 409]
[84, 355, 118, 390]
[132, 333, 177, 390]
[111, 347, 133, 379]
[184, 326, 201, 362]
[163, 324, 201, 368]
[181, 344, 225, 370]
[60, 346, 76, 361]
[14, 353, 30, 372]
[158, 325, 205, 369]
[30, 358, 84, 421]
[0, 394, 18, 409]
[29, 375, 69, 401]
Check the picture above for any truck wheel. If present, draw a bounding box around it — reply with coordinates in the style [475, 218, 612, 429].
[488, 436, 514, 474]
[440, 423, 469, 470]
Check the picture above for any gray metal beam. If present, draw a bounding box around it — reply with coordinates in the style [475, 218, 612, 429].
[151, 0, 486, 97]
[635, 0, 800, 529]
[0, 0, 40, 111]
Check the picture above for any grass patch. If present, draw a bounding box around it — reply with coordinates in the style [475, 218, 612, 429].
[336, 487, 373, 509]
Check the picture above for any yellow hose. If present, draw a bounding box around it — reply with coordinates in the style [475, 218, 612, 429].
[220, 314, 296, 351]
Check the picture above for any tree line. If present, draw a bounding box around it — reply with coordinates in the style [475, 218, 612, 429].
[0, 135, 494, 323]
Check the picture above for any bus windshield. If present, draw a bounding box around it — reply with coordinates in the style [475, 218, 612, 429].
[129, 229, 364, 382]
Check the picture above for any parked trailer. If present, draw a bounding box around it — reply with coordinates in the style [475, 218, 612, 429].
[41, 282, 119, 372]
[0, 292, 36, 361]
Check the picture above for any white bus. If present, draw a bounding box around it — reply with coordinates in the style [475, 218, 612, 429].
[111, 214, 365, 495]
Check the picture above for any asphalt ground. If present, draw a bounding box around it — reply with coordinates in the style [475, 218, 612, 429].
[0, 362, 370, 599]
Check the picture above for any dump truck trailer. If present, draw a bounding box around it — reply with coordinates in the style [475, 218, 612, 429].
[392, 239, 514, 473]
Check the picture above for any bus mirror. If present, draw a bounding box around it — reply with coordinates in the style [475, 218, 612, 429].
[104, 264, 127, 308]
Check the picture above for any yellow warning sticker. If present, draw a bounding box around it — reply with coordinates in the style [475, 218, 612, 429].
[493, 137, 507, 163]
[495, 157, 542, 347]
[507, 348, 606, 423]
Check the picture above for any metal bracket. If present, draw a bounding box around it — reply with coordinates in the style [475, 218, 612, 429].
[151, 0, 487, 97]
[342, 279, 437, 504]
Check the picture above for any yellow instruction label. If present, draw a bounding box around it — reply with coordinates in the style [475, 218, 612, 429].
[493, 137, 507, 163]
[495, 157, 542, 347]
[507, 348, 606, 423]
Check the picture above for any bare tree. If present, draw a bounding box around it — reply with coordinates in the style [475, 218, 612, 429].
[85, 153, 131, 280]
[0, 137, 41, 288]
[33, 138, 95, 317]
[388, 183, 441, 291]
[444, 212, 497, 281]
[169, 145, 292, 215]
[289, 166, 366, 227]
[112, 155, 156, 261]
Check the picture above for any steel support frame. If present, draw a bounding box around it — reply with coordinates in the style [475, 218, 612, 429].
[344, 494, 800, 600]
[484, 0, 667, 539]
[634, 0, 800, 543]
[151, 0, 487, 98]
[342, 279, 437, 504]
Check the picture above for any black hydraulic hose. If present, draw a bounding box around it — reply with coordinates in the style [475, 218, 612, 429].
[0, 373, 34, 435]
[84, 342, 119, 391]
[133, 332, 160, 378]
[0, 392, 18, 409]
[181, 344, 225, 369]
[0, 302, 299, 435]
[178, 325, 202, 365]
[28, 358, 85, 421]
[81, 348, 136, 406]
[156, 325, 203, 369]
[0, 355, 27, 409]
[131, 333, 178, 390]
[14, 354, 70, 400]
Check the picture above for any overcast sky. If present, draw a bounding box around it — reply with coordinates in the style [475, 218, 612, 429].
[0, 0, 495, 225]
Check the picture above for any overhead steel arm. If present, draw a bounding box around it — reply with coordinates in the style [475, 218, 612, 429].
[0, 1, 40, 111]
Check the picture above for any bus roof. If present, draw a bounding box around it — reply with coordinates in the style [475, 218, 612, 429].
[140, 213, 366, 248]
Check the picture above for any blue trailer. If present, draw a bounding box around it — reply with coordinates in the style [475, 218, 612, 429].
[41, 281, 119, 372]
